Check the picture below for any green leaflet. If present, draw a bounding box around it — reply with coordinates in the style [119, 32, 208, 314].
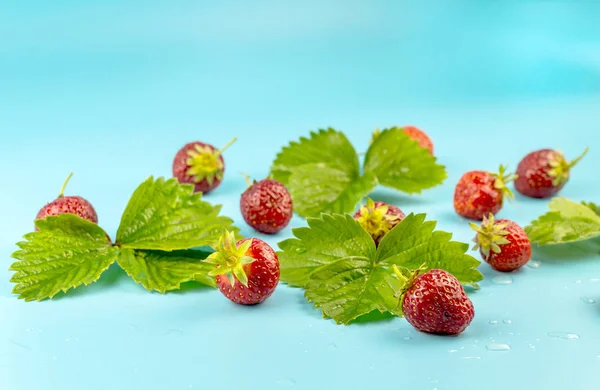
[117, 248, 216, 293]
[364, 127, 447, 194]
[278, 212, 482, 324]
[526, 197, 600, 245]
[116, 177, 238, 251]
[10, 215, 118, 301]
[270, 127, 447, 218]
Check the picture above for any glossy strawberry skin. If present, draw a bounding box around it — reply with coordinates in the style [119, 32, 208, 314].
[240, 179, 293, 234]
[480, 220, 531, 272]
[352, 201, 406, 245]
[403, 269, 474, 335]
[216, 238, 280, 305]
[172, 141, 224, 194]
[514, 149, 562, 198]
[35, 196, 98, 228]
[454, 171, 503, 220]
[403, 126, 434, 155]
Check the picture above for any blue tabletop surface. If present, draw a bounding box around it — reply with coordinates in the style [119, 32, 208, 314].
[1, 1, 600, 389]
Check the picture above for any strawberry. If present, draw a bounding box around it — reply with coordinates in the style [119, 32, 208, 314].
[372, 126, 434, 155]
[453, 165, 516, 220]
[35, 173, 98, 229]
[514, 148, 588, 198]
[353, 198, 405, 245]
[395, 266, 474, 335]
[172, 137, 236, 194]
[471, 214, 531, 272]
[206, 231, 280, 305]
[240, 178, 293, 234]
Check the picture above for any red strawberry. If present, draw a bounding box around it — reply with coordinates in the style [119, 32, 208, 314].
[35, 173, 98, 229]
[240, 178, 293, 234]
[172, 138, 236, 194]
[396, 266, 475, 335]
[372, 126, 434, 155]
[353, 198, 405, 245]
[514, 148, 588, 198]
[453, 165, 516, 220]
[471, 214, 531, 272]
[207, 231, 280, 305]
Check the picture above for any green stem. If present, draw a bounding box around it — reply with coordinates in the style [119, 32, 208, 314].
[58, 172, 73, 198]
[568, 147, 589, 168]
[217, 137, 237, 156]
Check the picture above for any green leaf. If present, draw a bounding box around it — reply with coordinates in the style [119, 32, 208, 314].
[278, 212, 482, 324]
[376, 213, 483, 287]
[305, 257, 405, 324]
[271, 128, 360, 185]
[526, 197, 600, 245]
[364, 127, 447, 194]
[270, 128, 376, 218]
[583, 201, 600, 217]
[288, 166, 378, 217]
[278, 213, 376, 287]
[116, 177, 238, 251]
[117, 248, 216, 293]
[10, 214, 117, 301]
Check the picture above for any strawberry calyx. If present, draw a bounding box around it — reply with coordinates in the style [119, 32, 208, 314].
[391, 264, 427, 308]
[355, 198, 400, 243]
[470, 213, 511, 259]
[185, 137, 237, 186]
[491, 165, 517, 201]
[58, 172, 74, 198]
[206, 231, 255, 287]
[548, 147, 589, 187]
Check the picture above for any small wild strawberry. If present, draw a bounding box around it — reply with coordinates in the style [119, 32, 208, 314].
[471, 214, 531, 272]
[353, 198, 405, 245]
[206, 231, 280, 305]
[372, 126, 434, 155]
[35, 173, 98, 229]
[394, 266, 475, 335]
[514, 148, 588, 198]
[172, 138, 236, 194]
[453, 165, 517, 220]
[240, 178, 293, 234]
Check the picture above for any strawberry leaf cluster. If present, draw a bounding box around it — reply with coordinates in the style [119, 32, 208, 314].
[270, 128, 447, 218]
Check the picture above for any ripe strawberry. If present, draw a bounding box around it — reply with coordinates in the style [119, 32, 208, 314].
[471, 214, 531, 272]
[353, 198, 405, 245]
[372, 126, 434, 155]
[240, 178, 293, 234]
[395, 266, 474, 335]
[207, 231, 280, 305]
[453, 165, 516, 220]
[172, 137, 236, 194]
[35, 173, 98, 229]
[514, 147, 588, 198]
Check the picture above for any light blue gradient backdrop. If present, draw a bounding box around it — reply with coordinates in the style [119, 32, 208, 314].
[1, 1, 599, 389]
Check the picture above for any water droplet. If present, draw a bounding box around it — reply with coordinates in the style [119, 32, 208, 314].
[448, 349, 458, 353]
[304, 350, 308, 353]
[529, 344, 536, 350]
[128, 324, 137, 331]
[581, 297, 596, 304]
[403, 336, 412, 340]
[275, 378, 296, 387]
[590, 278, 600, 283]
[328, 343, 337, 351]
[548, 332, 579, 340]
[575, 280, 583, 284]
[492, 275, 513, 285]
[295, 248, 306, 254]
[486, 343, 511, 351]
[133, 368, 139, 374]
[526, 260, 541, 269]
[64, 338, 71, 342]
[52, 356, 57, 361]
[188, 385, 193, 389]
[164, 329, 183, 338]
[489, 320, 498, 325]
[503, 319, 512, 324]
[368, 365, 375, 371]
[461, 356, 482, 360]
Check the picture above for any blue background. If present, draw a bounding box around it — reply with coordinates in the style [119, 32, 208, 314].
[1, 1, 599, 389]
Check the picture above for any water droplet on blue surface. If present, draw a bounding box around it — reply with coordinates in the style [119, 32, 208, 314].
[404, 336, 412, 340]
[448, 349, 458, 353]
[581, 297, 596, 304]
[328, 343, 337, 351]
[368, 365, 375, 371]
[548, 332, 579, 340]
[52, 356, 57, 361]
[575, 280, 583, 284]
[461, 356, 481, 360]
[489, 320, 498, 325]
[503, 319, 512, 324]
[492, 275, 513, 285]
[529, 344, 535, 350]
[590, 278, 600, 283]
[526, 260, 541, 269]
[486, 343, 510, 351]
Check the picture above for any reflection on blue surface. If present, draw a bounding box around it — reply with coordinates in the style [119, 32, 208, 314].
[1, 1, 599, 390]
